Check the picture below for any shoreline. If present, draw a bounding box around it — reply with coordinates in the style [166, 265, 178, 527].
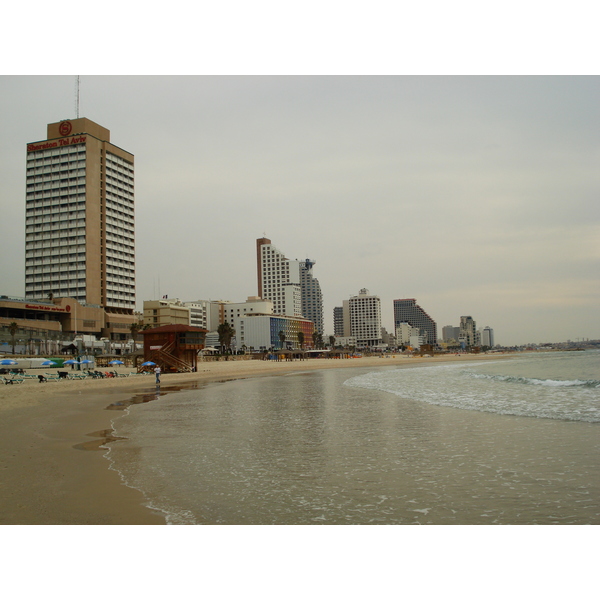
[0, 353, 512, 525]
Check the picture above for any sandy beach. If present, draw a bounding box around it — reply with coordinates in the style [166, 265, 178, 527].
[0, 353, 510, 525]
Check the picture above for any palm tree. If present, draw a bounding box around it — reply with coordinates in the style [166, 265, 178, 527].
[8, 322, 18, 354]
[130, 321, 142, 351]
[329, 335, 335, 348]
[312, 331, 318, 349]
[278, 330, 286, 349]
[315, 333, 323, 349]
[297, 331, 305, 350]
[218, 322, 236, 355]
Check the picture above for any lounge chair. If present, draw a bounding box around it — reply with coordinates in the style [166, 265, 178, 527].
[44, 372, 61, 381]
[1, 375, 23, 384]
[69, 372, 88, 380]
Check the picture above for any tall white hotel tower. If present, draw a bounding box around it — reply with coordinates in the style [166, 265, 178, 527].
[348, 288, 382, 347]
[256, 237, 323, 332]
[25, 118, 135, 315]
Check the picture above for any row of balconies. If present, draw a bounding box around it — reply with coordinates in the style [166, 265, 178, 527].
[105, 202, 134, 214]
[26, 166, 86, 181]
[106, 244, 134, 257]
[25, 156, 85, 169]
[105, 179, 134, 195]
[105, 167, 134, 185]
[106, 153, 133, 168]
[105, 263, 135, 273]
[26, 228, 85, 239]
[105, 274, 135, 284]
[27, 176, 86, 189]
[26, 190, 86, 204]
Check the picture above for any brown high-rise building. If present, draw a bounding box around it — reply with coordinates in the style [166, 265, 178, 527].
[25, 118, 135, 315]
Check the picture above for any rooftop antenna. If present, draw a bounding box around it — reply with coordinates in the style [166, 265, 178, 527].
[75, 75, 80, 118]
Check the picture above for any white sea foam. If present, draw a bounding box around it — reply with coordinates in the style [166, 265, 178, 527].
[344, 353, 600, 422]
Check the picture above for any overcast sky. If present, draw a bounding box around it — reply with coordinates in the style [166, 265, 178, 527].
[1, 75, 598, 346]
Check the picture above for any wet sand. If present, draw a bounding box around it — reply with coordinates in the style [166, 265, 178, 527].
[0, 353, 511, 525]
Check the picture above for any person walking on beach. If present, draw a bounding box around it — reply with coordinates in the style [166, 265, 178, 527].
[154, 365, 161, 384]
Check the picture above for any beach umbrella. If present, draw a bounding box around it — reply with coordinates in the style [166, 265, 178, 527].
[109, 360, 124, 365]
[80, 359, 94, 364]
[63, 359, 79, 365]
[0, 359, 17, 365]
[41, 360, 57, 366]
[141, 361, 156, 366]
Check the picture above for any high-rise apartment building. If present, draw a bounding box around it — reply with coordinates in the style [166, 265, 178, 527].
[256, 239, 323, 330]
[393, 299, 437, 346]
[256, 237, 301, 317]
[442, 325, 461, 342]
[459, 316, 479, 347]
[348, 289, 382, 347]
[333, 301, 350, 337]
[299, 259, 323, 334]
[25, 118, 135, 314]
[481, 325, 494, 348]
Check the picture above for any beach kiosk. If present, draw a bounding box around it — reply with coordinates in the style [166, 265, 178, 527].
[141, 324, 207, 373]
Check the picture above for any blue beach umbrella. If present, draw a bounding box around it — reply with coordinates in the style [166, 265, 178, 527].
[63, 359, 79, 365]
[41, 360, 57, 366]
[0, 359, 17, 365]
[80, 359, 94, 364]
[109, 360, 124, 365]
[141, 361, 155, 366]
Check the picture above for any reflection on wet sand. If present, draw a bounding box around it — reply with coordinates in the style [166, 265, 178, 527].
[73, 429, 126, 451]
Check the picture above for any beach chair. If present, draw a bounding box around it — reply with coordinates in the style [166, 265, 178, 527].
[1, 375, 23, 384]
[44, 372, 61, 381]
[69, 372, 88, 380]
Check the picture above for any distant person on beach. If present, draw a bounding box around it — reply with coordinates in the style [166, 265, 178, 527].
[154, 366, 161, 384]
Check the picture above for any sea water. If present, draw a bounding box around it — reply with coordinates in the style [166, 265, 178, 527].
[104, 351, 600, 525]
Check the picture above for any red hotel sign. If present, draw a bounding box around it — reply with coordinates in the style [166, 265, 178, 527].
[27, 135, 86, 152]
[25, 304, 70, 313]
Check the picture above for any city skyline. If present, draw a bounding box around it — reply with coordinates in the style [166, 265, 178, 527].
[1, 76, 598, 346]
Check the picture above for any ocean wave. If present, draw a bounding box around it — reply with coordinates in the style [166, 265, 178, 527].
[344, 365, 600, 423]
[463, 371, 600, 388]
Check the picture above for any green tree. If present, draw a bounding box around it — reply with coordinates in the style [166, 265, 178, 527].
[297, 331, 305, 350]
[312, 331, 318, 349]
[218, 322, 236, 355]
[316, 333, 323, 349]
[278, 330, 286, 349]
[130, 321, 142, 351]
[8, 322, 18, 354]
[329, 335, 335, 348]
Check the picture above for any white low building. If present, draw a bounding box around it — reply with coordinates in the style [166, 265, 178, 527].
[237, 313, 315, 352]
[396, 322, 420, 345]
[409, 335, 427, 350]
[334, 336, 357, 348]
